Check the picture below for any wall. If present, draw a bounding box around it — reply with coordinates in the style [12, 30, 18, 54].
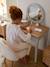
[6, 0, 50, 49]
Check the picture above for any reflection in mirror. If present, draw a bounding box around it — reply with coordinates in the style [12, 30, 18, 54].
[26, 3, 45, 25]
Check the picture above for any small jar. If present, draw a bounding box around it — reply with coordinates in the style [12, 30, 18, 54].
[35, 23, 39, 26]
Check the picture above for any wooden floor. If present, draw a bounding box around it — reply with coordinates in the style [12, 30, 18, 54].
[3, 47, 47, 67]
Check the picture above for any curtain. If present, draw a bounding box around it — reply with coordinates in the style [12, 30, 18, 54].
[0, 0, 7, 17]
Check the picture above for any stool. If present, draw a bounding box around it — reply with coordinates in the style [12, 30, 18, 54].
[0, 38, 20, 67]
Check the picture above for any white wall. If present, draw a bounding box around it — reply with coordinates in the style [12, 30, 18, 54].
[6, 0, 50, 49]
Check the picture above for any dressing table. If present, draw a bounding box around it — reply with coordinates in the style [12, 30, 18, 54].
[21, 22, 49, 63]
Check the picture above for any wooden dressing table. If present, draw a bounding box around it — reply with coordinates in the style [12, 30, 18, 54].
[21, 22, 49, 63]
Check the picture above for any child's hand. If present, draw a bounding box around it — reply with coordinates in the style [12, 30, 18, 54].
[26, 27, 32, 33]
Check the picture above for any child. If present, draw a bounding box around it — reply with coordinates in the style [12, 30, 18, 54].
[6, 5, 32, 64]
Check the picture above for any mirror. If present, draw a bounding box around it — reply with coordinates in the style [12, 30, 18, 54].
[26, 3, 45, 25]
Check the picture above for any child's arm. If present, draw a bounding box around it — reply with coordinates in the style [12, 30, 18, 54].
[18, 27, 31, 42]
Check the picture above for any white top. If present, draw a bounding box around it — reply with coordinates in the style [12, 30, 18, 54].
[6, 24, 31, 51]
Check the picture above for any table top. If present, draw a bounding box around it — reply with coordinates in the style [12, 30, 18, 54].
[20, 23, 49, 38]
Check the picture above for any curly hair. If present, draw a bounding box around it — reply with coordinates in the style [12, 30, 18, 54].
[9, 6, 23, 20]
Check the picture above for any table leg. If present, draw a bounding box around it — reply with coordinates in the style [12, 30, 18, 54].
[44, 32, 48, 47]
[34, 39, 40, 63]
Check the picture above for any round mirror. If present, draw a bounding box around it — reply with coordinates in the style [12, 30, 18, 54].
[26, 3, 45, 24]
